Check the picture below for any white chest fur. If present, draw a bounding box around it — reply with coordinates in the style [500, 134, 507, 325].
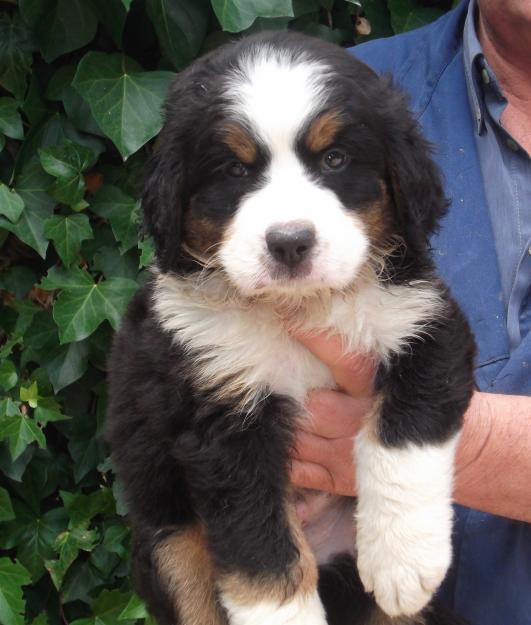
[152, 271, 443, 409]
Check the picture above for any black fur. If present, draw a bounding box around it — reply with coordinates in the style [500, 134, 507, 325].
[107, 31, 475, 625]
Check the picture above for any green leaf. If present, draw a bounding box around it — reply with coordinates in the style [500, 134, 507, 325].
[138, 237, 155, 268]
[93, 246, 139, 280]
[22, 75, 50, 126]
[0, 558, 31, 625]
[40, 340, 90, 393]
[73, 53, 174, 159]
[41, 267, 137, 343]
[0, 202, 52, 258]
[0, 98, 23, 140]
[3, 502, 68, 581]
[34, 406, 70, 425]
[71, 590, 136, 625]
[0, 361, 18, 392]
[146, 0, 209, 70]
[0, 14, 35, 100]
[91, 186, 140, 253]
[46, 526, 99, 589]
[0, 411, 46, 460]
[19, 0, 98, 63]
[0, 487, 15, 522]
[0, 184, 24, 223]
[119, 594, 148, 620]
[0, 266, 37, 298]
[44, 214, 93, 266]
[46, 66, 103, 137]
[211, 0, 294, 32]
[91, 0, 128, 48]
[0, 444, 34, 482]
[20, 381, 39, 408]
[39, 142, 97, 209]
[61, 489, 114, 528]
[388, 0, 443, 33]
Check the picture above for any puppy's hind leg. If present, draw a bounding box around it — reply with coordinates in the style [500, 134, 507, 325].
[135, 524, 227, 625]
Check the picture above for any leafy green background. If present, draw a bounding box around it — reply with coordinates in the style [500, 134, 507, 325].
[0, 0, 455, 624]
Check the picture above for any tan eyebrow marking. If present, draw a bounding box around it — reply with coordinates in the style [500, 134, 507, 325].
[306, 110, 344, 152]
[221, 124, 258, 164]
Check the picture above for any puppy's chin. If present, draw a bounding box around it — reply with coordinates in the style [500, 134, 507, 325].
[227, 263, 362, 302]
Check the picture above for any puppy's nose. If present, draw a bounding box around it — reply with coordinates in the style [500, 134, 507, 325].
[266, 222, 316, 268]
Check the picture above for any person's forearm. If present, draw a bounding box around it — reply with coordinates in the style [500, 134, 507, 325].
[454, 392, 531, 522]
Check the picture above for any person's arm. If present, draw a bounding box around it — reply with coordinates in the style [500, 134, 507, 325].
[290, 332, 531, 523]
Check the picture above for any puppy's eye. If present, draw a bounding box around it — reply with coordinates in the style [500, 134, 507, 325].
[225, 161, 249, 178]
[322, 149, 348, 171]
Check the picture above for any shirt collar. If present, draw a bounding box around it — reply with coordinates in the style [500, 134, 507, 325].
[463, 0, 504, 134]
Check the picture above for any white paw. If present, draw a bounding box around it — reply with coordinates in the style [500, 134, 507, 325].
[356, 511, 452, 616]
[354, 429, 458, 617]
[222, 590, 328, 625]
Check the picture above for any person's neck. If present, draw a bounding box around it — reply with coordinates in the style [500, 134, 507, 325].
[478, 5, 531, 151]
[477, 8, 531, 106]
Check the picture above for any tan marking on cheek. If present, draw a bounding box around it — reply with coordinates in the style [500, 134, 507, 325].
[360, 182, 396, 249]
[218, 505, 318, 605]
[222, 124, 257, 164]
[155, 525, 227, 625]
[182, 197, 228, 262]
[306, 111, 344, 153]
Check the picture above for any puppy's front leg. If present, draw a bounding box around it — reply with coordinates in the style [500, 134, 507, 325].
[355, 308, 475, 617]
[178, 396, 327, 625]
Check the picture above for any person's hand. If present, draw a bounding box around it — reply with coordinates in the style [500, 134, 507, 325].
[289, 331, 376, 497]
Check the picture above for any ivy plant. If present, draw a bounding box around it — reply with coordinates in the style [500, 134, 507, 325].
[0, 1, 453, 624]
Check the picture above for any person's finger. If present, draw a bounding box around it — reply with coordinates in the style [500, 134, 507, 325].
[302, 388, 373, 438]
[290, 458, 356, 497]
[292, 430, 357, 468]
[291, 330, 375, 397]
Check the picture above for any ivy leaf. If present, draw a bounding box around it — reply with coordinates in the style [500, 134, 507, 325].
[3, 502, 68, 581]
[0, 558, 31, 625]
[118, 594, 148, 620]
[19, 0, 98, 63]
[71, 590, 136, 625]
[91, 186, 140, 253]
[34, 406, 70, 425]
[0, 361, 18, 392]
[46, 526, 99, 589]
[73, 53, 174, 159]
[41, 267, 138, 343]
[91, 0, 128, 48]
[0, 184, 24, 223]
[44, 214, 93, 266]
[0, 98, 23, 140]
[0, 183, 53, 258]
[388, 0, 443, 33]
[146, 0, 209, 70]
[211, 0, 294, 32]
[0, 14, 35, 100]
[20, 381, 39, 408]
[46, 66, 104, 137]
[0, 487, 15, 522]
[0, 410, 46, 460]
[138, 237, 155, 268]
[40, 340, 90, 393]
[39, 142, 97, 209]
[61, 489, 114, 528]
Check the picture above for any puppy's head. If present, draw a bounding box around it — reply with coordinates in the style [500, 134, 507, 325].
[143, 32, 446, 297]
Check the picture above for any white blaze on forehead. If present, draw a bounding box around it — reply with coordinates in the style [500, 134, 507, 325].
[225, 46, 331, 147]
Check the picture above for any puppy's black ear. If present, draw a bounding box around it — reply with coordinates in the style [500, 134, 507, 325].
[383, 87, 448, 252]
[142, 132, 185, 272]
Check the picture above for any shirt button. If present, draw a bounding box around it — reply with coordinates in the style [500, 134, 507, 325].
[481, 68, 490, 84]
[506, 138, 520, 151]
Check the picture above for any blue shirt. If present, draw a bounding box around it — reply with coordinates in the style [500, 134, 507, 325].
[351, 3, 531, 624]
[463, 0, 531, 351]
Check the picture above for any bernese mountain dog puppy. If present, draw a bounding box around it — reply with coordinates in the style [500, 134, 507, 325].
[106, 31, 475, 625]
